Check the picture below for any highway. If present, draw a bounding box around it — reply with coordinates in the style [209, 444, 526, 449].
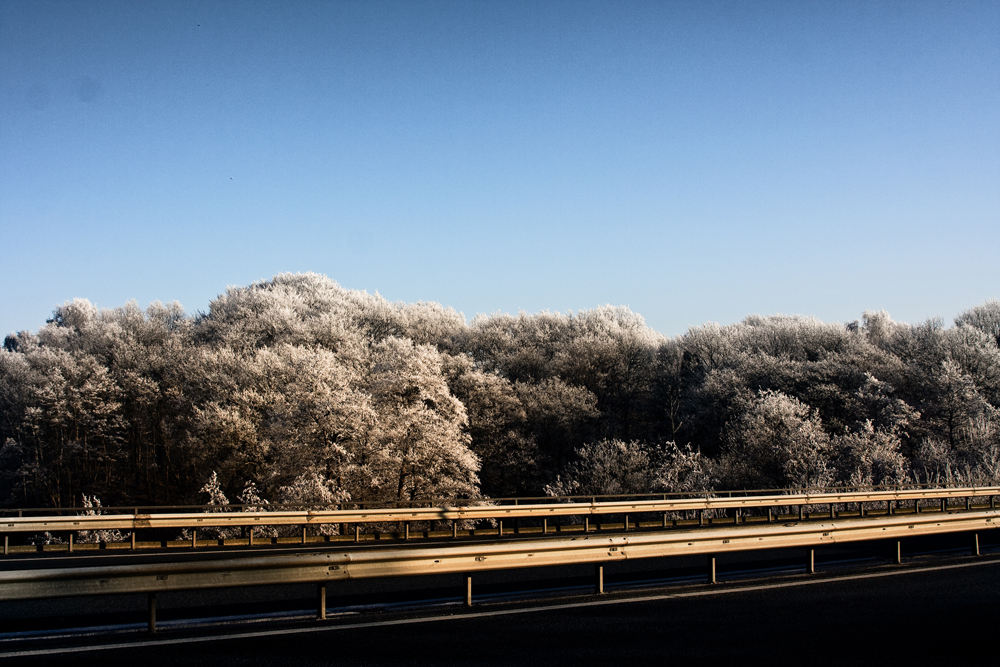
[2, 535, 998, 665]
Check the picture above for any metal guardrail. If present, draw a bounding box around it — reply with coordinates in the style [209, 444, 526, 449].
[1, 509, 997, 602]
[2, 481, 990, 517]
[2, 485, 998, 536]
[2, 506, 997, 633]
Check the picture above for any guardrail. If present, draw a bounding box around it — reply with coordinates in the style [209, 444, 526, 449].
[1, 508, 997, 633]
[3, 481, 992, 517]
[2, 485, 998, 539]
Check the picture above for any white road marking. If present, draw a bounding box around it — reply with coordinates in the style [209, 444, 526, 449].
[3, 557, 997, 658]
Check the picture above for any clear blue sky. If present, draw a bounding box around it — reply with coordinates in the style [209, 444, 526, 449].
[2, 0, 998, 338]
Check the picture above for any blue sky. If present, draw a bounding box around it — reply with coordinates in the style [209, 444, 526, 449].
[2, 0, 998, 338]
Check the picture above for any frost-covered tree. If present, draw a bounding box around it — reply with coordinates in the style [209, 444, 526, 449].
[546, 439, 711, 497]
[3, 274, 1000, 509]
[831, 421, 908, 487]
[546, 439, 659, 497]
[363, 337, 479, 501]
[442, 353, 539, 497]
[75, 494, 124, 544]
[955, 300, 1000, 349]
[717, 390, 833, 490]
[515, 377, 600, 473]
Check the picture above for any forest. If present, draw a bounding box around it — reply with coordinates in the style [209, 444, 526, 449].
[2, 273, 999, 510]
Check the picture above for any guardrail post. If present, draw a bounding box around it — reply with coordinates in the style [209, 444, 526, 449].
[317, 583, 327, 620]
[698, 510, 705, 527]
[68, 532, 73, 553]
[499, 520, 503, 537]
[623, 515, 628, 531]
[405, 523, 410, 541]
[131, 530, 136, 550]
[973, 533, 980, 557]
[966, 497, 971, 511]
[543, 518, 548, 534]
[708, 555, 716, 584]
[914, 499, 920, 514]
[248, 526, 254, 547]
[452, 521, 458, 539]
[798, 506, 803, 521]
[192, 529, 197, 549]
[595, 564, 604, 594]
[3, 535, 7, 555]
[807, 548, 815, 574]
[887, 500, 893, 516]
[465, 574, 472, 607]
[662, 512, 668, 528]
[148, 592, 157, 634]
[585, 517, 590, 533]
[992, 495, 996, 510]
[894, 540, 902, 564]
[356, 525, 361, 542]
[302, 526, 307, 545]
[857, 503, 864, 518]
[941, 498, 947, 513]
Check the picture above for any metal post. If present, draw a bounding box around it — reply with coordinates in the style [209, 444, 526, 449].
[585, 517, 590, 533]
[807, 548, 815, 574]
[734, 509, 739, 525]
[708, 555, 716, 584]
[915, 499, 920, 514]
[356, 525, 361, 542]
[192, 529, 197, 549]
[464, 574, 472, 607]
[543, 518, 548, 534]
[148, 593, 157, 634]
[595, 564, 604, 595]
[404, 523, 409, 541]
[624, 515, 629, 531]
[973, 533, 980, 557]
[662, 512, 668, 528]
[132, 531, 136, 550]
[992, 495, 996, 510]
[699, 510, 705, 527]
[498, 520, 503, 537]
[798, 505, 804, 521]
[317, 583, 327, 620]
[966, 497, 971, 511]
[302, 526, 307, 545]
[888, 500, 893, 516]
[3, 535, 7, 555]
[68, 533, 73, 553]
[452, 521, 458, 539]
[941, 498, 947, 513]
[830, 504, 835, 519]
[894, 540, 902, 564]
[768, 507, 774, 523]
[249, 526, 254, 547]
[857, 503, 863, 518]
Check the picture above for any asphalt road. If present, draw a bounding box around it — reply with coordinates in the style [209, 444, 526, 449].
[3, 552, 999, 666]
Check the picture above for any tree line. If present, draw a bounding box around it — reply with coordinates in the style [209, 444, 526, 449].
[1, 273, 998, 509]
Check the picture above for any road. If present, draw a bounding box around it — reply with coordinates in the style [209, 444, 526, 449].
[2, 551, 998, 666]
